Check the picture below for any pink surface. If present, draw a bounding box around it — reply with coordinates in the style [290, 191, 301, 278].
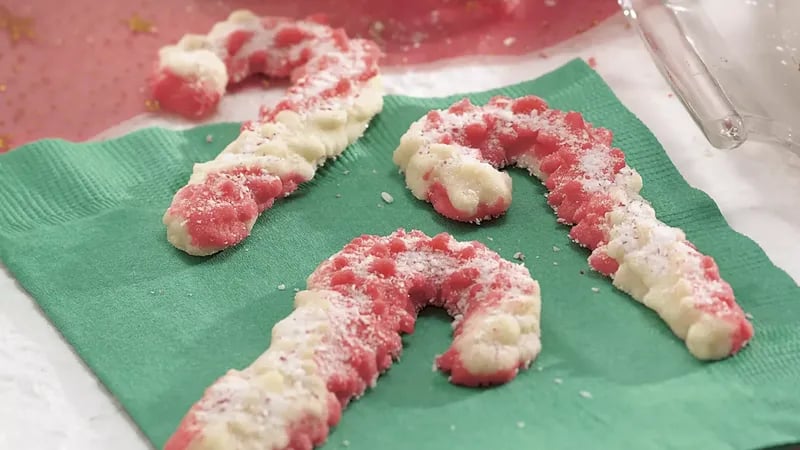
[0, 0, 617, 152]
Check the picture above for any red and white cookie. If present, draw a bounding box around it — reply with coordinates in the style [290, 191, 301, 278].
[393, 96, 753, 360]
[156, 11, 384, 256]
[164, 230, 541, 450]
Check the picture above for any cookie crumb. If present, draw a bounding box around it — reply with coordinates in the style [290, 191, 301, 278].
[591, 287, 600, 293]
[411, 31, 425, 47]
[579, 390, 593, 399]
[554, 377, 563, 384]
[516, 420, 526, 428]
[205, 134, 214, 143]
[380, 192, 394, 204]
[503, 36, 516, 47]
[552, 245, 561, 252]
[513, 251, 526, 261]
[277, 284, 286, 291]
[745, 312, 753, 319]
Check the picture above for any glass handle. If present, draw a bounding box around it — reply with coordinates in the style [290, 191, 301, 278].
[619, 0, 747, 149]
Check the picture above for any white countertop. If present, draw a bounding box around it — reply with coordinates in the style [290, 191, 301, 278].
[1, 13, 798, 450]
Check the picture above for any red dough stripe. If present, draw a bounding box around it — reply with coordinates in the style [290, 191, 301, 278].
[164, 230, 542, 450]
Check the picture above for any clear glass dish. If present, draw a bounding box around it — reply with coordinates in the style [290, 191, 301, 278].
[620, 0, 800, 152]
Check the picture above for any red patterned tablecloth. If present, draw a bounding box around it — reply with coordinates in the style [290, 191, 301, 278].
[0, 0, 617, 152]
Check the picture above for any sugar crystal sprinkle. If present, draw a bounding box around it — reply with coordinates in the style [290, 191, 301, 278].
[380, 192, 394, 204]
[516, 421, 526, 428]
[591, 287, 600, 293]
[554, 377, 563, 384]
[579, 390, 593, 399]
[745, 312, 754, 319]
[503, 36, 517, 46]
[277, 284, 286, 291]
[342, 440, 351, 447]
[450, 425, 456, 431]
[552, 245, 561, 252]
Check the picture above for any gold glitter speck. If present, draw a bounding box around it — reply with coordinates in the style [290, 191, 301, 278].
[145, 99, 160, 112]
[126, 14, 156, 34]
[0, 6, 35, 44]
[0, 134, 12, 152]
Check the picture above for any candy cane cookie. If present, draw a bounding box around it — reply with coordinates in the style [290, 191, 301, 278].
[164, 230, 541, 450]
[393, 96, 753, 360]
[155, 11, 384, 256]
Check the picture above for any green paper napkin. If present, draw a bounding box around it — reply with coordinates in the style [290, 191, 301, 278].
[1, 59, 798, 450]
